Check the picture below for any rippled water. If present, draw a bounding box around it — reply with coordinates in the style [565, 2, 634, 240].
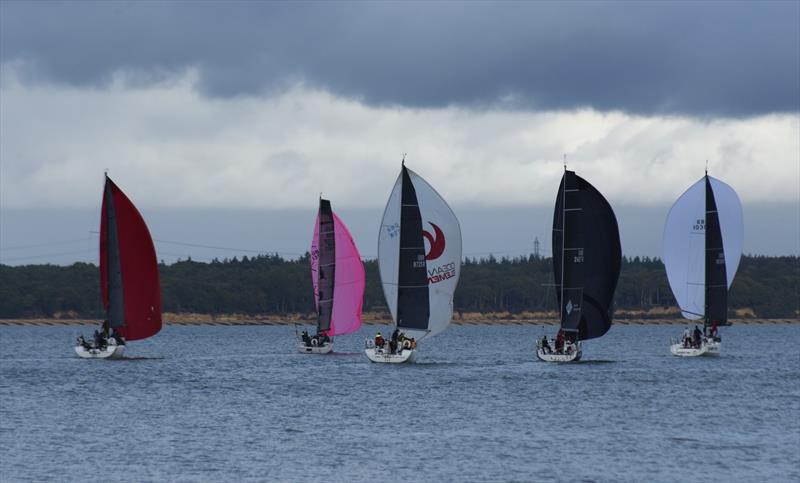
[1, 323, 798, 482]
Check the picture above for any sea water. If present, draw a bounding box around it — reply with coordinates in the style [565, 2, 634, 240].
[0, 323, 798, 482]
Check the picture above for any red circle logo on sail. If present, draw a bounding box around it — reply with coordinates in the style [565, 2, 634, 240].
[423, 222, 445, 260]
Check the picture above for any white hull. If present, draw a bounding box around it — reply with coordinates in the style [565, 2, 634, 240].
[297, 341, 333, 354]
[364, 347, 416, 364]
[536, 339, 582, 362]
[75, 344, 125, 359]
[670, 339, 721, 357]
[536, 345, 582, 362]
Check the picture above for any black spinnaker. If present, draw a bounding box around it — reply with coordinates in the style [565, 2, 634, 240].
[552, 170, 621, 341]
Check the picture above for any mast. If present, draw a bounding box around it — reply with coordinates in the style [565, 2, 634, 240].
[560, 164, 566, 330]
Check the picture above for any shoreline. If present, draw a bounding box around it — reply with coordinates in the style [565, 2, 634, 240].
[1, 318, 797, 327]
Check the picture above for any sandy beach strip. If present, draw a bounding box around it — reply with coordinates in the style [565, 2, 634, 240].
[1, 317, 797, 327]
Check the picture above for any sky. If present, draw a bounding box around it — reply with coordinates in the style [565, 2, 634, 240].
[1, 1, 799, 265]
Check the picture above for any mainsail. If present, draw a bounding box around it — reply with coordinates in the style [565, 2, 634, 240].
[663, 175, 743, 325]
[99, 175, 162, 341]
[552, 170, 621, 341]
[378, 164, 462, 340]
[310, 199, 365, 336]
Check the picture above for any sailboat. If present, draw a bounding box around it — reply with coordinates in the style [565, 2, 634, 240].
[75, 174, 162, 358]
[536, 168, 621, 362]
[664, 171, 743, 357]
[365, 162, 462, 363]
[298, 198, 365, 354]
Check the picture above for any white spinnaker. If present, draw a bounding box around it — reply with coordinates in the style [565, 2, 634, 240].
[377, 172, 402, 325]
[663, 176, 743, 320]
[376, 167, 462, 340]
[409, 168, 462, 339]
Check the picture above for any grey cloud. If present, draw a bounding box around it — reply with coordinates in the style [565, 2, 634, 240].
[1, 1, 798, 116]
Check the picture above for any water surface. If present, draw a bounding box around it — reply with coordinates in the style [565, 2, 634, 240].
[1, 323, 798, 482]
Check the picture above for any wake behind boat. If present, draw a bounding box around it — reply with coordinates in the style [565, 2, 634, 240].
[366, 160, 462, 363]
[75, 174, 162, 359]
[536, 168, 621, 362]
[297, 198, 365, 354]
[664, 171, 743, 357]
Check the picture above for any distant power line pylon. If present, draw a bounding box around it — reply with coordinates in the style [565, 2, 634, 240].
[534, 236, 540, 259]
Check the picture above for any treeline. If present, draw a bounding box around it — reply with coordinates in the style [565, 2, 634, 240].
[0, 255, 797, 318]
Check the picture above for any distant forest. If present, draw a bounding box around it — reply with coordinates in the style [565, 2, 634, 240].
[0, 255, 797, 318]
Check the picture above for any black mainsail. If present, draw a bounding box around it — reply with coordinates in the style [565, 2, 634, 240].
[552, 170, 621, 341]
[103, 177, 125, 330]
[316, 199, 336, 334]
[396, 165, 430, 331]
[704, 176, 729, 327]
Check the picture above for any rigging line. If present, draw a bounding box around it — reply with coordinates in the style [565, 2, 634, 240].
[89, 231, 306, 256]
[0, 249, 94, 262]
[1, 237, 91, 252]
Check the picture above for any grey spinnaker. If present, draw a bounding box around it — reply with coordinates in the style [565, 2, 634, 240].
[552, 170, 621, 341]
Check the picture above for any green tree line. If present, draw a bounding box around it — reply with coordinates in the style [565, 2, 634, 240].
[0, 255, 797, 318]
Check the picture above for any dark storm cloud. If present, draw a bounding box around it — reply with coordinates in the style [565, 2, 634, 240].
[1, 1, 798, 116]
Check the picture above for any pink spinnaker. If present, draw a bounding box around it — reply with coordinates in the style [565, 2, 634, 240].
[311, 211, 365, 336]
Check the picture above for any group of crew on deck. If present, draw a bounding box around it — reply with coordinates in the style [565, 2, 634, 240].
[300, 330, 330, 347]
[374, 329, 416, 354]
[76, 321, 126, 351]
[681, 322, 719, 349]
[538, 329, 578, 355]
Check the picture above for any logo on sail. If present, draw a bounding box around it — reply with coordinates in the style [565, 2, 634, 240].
[423, 222, 445, 260]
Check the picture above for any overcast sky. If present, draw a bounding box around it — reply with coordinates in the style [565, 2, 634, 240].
[1, 1, 798, 264]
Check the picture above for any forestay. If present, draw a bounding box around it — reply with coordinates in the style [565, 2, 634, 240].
[663, 175, 743, 322]
[378, 165, 462, 340]
[311, 200, 365, 336]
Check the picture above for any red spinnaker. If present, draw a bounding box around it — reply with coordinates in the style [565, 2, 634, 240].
[100, 178, 162, 341]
